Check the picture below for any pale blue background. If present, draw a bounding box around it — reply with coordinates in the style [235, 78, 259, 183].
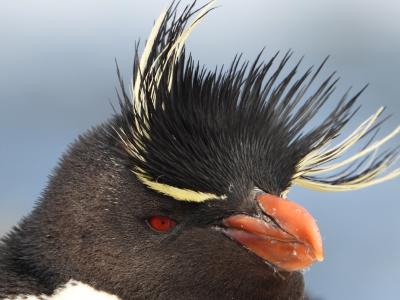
[0, 1, 399, 299]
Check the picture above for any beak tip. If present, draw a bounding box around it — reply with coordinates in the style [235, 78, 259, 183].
[315, 251, 324, 262]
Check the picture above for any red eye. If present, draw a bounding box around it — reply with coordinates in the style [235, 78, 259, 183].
[147, 216, 177, 232]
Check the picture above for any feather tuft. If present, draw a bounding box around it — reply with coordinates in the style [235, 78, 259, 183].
[112, 0, 399, 201]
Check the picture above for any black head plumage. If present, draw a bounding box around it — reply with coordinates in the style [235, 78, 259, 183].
[113, 0, 399, 202]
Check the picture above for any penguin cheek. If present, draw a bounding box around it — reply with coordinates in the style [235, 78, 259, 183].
[147, 215, 178, 232]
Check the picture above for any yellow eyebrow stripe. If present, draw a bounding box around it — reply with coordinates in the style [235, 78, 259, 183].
[136, 173, 227, 202]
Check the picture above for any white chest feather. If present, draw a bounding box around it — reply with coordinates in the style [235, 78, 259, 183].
[5, 280, 121, 300]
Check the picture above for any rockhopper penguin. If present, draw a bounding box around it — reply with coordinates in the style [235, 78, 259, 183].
[1, 1, 399, 299]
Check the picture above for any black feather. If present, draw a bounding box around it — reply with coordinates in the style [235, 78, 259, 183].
[112, 2, 364, 197]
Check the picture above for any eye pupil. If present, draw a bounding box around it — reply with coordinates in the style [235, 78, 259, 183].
[148, 216, 177, 232]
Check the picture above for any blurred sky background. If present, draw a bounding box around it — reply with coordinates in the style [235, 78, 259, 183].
[0, 0, 399, 299]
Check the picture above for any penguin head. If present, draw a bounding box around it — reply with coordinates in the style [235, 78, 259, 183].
[8, 1, 399, 299]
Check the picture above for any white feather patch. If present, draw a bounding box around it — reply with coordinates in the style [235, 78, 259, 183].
[6, 280, 121, 300]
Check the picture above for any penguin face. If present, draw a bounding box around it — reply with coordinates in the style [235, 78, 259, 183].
[1, 1, 398, 299]
[34, 131, 305, 299]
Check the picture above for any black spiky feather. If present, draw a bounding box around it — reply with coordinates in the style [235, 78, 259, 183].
[111, 0, 399, 200]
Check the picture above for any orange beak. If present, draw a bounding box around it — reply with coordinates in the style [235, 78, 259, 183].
[223, 193, 324, 272]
